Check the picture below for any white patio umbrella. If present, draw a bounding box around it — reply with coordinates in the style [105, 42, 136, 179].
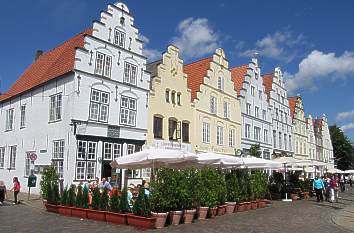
[327, 168, 344, 174]
[239, 156, 282, 169]
[110, 148, 197, 169]
[344, 170, 354, 174]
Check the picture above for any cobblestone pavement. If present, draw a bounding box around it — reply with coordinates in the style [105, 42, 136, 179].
[1, 188, 354, 233]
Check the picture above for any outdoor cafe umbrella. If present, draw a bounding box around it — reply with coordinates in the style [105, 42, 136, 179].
[327, 168, 344, 174]
[238, 156, 282, 169]
[110, 148, 197, 169]
[344, 170, 354, 174]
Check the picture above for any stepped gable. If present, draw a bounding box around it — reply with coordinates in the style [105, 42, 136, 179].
[230, 64, 248, 95]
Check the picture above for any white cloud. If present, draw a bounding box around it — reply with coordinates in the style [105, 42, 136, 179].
[336, 110, 354, 122]
[172, 18, 220, 60]
[240, 31, 305, 62]
[139, 34, 162, 61]
[285, 50, 354, 93]
[341, 123, 354, 132]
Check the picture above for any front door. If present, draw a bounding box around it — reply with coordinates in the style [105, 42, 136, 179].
[101, 161, 112, 179]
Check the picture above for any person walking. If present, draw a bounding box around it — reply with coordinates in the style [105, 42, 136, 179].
[0, 181, 7, 205]
[330, 175, 339, 203]
[339, 174, 345, 192]
[349, 174, 353, 187]
[313, 175, 325, 202]
[10, 177, 20, 204]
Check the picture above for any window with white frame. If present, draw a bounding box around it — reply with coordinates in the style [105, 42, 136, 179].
[264, 129, 268, 143]
[217, 77, 224, 91]
[114, 29, 126, 48]
[20, 105, 26, 128]
[273, 130, 277, 147]
[6, 108, 14, 131]
[76, 140, 97, 180]
[223, 101, 230, 119]
[255, 106, 259, 118]
[210, 96, 217, 114]
[229, 129, 235, 147]
[120, 96, 137, 126]
[49, 93, 62, 122]
[94, 52, 112, 78]
[25, 153, 31, 177]
[123, 62, 138, 85]
[89, 89, 110, 122]
[165, 89, 170, 102]
[104, 142, 122, 160]
[246, 103, 251, 115]
[279, 132, 282, 149]
[127, 144, 135, 155]
[262, 110, 266, 121]
[9, 145, 16, 170]
[259, 90, 262, 99]
[0, 147, 5, 169]
[254, 127, 261, 141]
[245, 124, 251, 138]
[52, 140, 64, 179]
[202, 122, 210, 143]
[217, 126, 224, 145]
[177, 93, 181, 105]
[251, 86, 255, 96]
[284, 134, 287, 150]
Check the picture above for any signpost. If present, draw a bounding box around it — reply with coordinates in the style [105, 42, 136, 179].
[27, 152, 37, 200]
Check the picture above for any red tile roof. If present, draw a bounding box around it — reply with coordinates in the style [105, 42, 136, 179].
[0, 29, 92, 103]
[262, 73, 273, 99]
[184, 57, 212, 101]
[230, 64, 248, 95]
[288, 96, 297, 119]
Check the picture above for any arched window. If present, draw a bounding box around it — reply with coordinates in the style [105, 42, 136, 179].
[165, 89, 170, 103]
[177, 93, 181, 105]
[171, 91, 176, 104]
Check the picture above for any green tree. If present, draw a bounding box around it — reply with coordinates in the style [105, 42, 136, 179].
[75, 185, 84, 208]
[110, 190, 120, 212]
[40, 166, 59, 200]
[330, 125, 354, 170]
[118, 188, 130, 213]
[100, 189, 109, 211]
[249, 144, 262, 158]
[133, 186, 151, 217]
[91, 187, 100, 210]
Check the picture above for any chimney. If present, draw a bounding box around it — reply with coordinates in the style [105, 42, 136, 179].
[35, 50, 43, 61]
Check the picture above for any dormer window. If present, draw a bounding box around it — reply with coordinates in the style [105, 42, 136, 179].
[114, 29, 126, 48]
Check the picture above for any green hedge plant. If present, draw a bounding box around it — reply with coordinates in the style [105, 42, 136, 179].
[118, 188, 129, 213]
[91, 187, 100, 210]
[133, 186, 151, 217]
[110, 189, 120, 212]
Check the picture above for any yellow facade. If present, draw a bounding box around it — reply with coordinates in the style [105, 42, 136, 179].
[191, 49, 242, 155]
[146, 45, 194, 152]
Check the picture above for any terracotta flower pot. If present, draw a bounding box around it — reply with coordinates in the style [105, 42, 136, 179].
[58, 205, 72, 216]
[44, 202, 59, 213]
[183, 209, 196, 224]
[127, 214, 156, 230]
[197, 207, 209, 220]
[258, 200, 266, 208]
[151, 212, 168, 229]
[208, 207, 217, 218]
[169, 210, 183, 226]
[105, 212, 127, 225]
[71, 207, 87, 218]
[245, 202, 252, 211]
[251, 201, 258, 210]
[87, 209, 106, 221]
[225, 202, 236, 214]
[222, 204, 227, 214]
[237, 203, 246, 212]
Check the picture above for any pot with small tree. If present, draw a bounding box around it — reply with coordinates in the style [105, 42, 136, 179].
[41, 166, 60, 213]
[127, 186, 156, 229]
[71, 184, 88, 218]
[150, 168, 169, 228]
[87, 187, 106, 221]
[225, 171, 239, 214]
[58, 185, 75, 216]
[181, 168, 197, 224]
[216, 171, 227, 216]
[105, 189, 127, 225]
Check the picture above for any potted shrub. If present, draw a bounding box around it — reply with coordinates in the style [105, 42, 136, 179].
[150, 169, 169, 228]
[235, 170, 248, 212]
[225, 171, 238, 214]
[106, 189, 127, 225]
[181, 168, 197, 224]
[127, 186, 156, 229]
[87, 187, 106, 221]
[41, 166, 60, 213]
[58, 186, 72, 216]
[71, 184, 87, 218]
[216, 171, 227, 216]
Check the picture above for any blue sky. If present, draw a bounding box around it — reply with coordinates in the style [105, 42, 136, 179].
[1, 0, 354, 138]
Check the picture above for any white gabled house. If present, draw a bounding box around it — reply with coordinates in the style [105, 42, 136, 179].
[0, 2, 150, 193]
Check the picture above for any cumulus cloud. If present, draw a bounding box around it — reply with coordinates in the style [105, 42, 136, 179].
[240, 31, 305, 62]
[341, 123, 354, 132]
[139, 34, 162, 61]
[285, 50, 354, 93]
[336, 110, 354, 122]
[172, 18, 220, 60]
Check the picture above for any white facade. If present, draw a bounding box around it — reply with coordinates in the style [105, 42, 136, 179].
[233, 58, 273, 159]
[306, 115, 317, 161]
[321, 115, 334, 168]
[265, 68, 294, 158]
[0, 2, 150, 193]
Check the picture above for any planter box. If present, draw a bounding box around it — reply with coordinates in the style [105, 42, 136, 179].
[183, 209, 196, 224]
[87, 209, 106, 222]
[245, 202, 252, 211]
[58, 205, 72, 216]
[225, 202, 236, 214]
[258, 200, 267, 208]
[169, 211, 183, 226]
[208, 207, 217, 218]
[71, 207, 88, 219]
[127, 214, 156, 230]
[197, 207, 209, 220]
[44, 203, 59, 213]
[236, 203, 246, 212]
[106, 212, 127, 225]
[251, 201, 258, 210]
[151, 212, 168, 229]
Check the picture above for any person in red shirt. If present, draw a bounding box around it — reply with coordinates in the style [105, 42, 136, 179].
[10, 177, 21, 204]
[330, 175, 338, 203]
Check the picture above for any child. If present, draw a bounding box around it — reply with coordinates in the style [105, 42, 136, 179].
[10, 177, 21, 204]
